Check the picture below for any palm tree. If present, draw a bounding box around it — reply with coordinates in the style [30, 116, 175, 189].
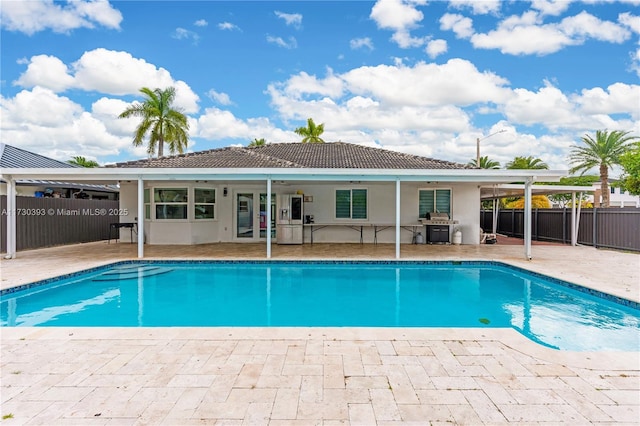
[294, 118, 325, 143]
[118, 87, 189, 157]
[503, 156, 549, 208]
[506, 156, 549, 170]
[248, 138, 266, 147]
[67, 156, 99, 168]
[568, 130, 638, 207]
[467, 156, 500, 169]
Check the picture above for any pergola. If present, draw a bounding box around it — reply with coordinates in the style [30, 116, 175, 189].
[2, 167, 566, 261]
[480, 183, 594, 247]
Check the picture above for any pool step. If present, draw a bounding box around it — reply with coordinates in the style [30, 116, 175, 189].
[93, 266, 173, 281]
[101, 265, 160, 275]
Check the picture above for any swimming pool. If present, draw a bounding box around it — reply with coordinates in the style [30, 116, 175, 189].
[1, 261, 638, 351]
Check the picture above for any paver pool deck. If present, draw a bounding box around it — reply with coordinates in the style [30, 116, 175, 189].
[1, 241, 639, 425]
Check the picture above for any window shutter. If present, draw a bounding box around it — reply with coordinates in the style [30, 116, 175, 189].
[352, 189, 367, 219]
[419, 190, 434, 217]
[435, 189, 451, 214]
[335, 190, 351, 218]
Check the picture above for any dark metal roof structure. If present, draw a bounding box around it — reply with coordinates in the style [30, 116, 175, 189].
[0, 143, 77, 169]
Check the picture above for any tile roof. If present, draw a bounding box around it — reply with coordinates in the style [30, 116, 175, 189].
[0, 143, 77, 169]
[111, 142, 469, 170]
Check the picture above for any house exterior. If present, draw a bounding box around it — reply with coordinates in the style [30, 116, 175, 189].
[1, 142, 566, 259]
[590, 181, 640, 208]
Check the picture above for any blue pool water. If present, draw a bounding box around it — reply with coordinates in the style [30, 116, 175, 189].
[1, 261, 638, 352]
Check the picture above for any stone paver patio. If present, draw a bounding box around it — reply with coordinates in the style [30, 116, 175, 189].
[1, 241, 639, 424]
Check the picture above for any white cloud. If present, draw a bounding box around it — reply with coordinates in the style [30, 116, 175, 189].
[266, 35, 297, 49]
[350, 37, 374, 51]
[574, 83, 640, 118]
[274, 11, 302, 29]
[340, 59, 511, 107]
[0, 0, 122, 35]
[619, 12, 640, 34]
[194, 19, 208, 27]
[561, 11, 630, 43]
[13, 55, 75, 92]
[13, 48, 200, 114]
[439, 13, 474, 39]
[218, 22, 240, 31]
[448, 0, 501, 15]
[0, 87, 129, 160]
[172, 27, 200, 43]
[196, 107, 294, 142]
[425, 39, 447, 58]
[370, 0, 428, 48]
[282, 70, 345, 98]
[470, 11, 631, 55]
[530, 0, 572, 16]
[631, 47, 640, 77]
[207, 89, 233, 106]
[503, 83, 582, 129]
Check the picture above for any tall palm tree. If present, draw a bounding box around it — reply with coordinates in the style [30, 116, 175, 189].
[67, 156, 99, 168]
[568, 130, 638, 207]
[294, 118, 325, 143]
[248, 138, 266, 147]
[467, 156, 500, 169]
[118, 87, 189, 157]
[506, 156, 548, 170]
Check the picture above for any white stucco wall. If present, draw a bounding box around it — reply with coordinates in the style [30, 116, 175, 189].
[119, 180, 482, 245]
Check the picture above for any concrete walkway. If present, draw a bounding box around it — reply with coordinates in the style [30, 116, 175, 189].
[1, 242, 639, 424]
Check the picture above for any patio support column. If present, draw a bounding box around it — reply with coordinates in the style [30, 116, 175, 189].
[137, 178, 144, 258]
[5, 177, 16, 259]
[571, 192, 576, 246]
[574, 192, 583, 247]
[395, 179, 400, 259]
[266, 178, 272, 259]
[524, 178, 533, 260]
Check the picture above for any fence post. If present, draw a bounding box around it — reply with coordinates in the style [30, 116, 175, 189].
[592, 207, 598, 248]
[562, 208, 566, 244]
[511, 209, 515, 237]
[534, 208, 538, 241]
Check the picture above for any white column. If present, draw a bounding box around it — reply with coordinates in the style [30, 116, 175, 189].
[395, 179, 400, 259]
[575, 192, 583, 246]
[570, 192, 576, 246]
[137, 178, 144, 258]
[5, 178, 16, 259]
[266, 178, 272, 259]
[523, 178, 532, 260]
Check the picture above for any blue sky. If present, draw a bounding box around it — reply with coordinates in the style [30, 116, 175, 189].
[1, 0, 639, 172]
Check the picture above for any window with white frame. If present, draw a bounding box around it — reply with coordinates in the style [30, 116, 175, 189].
[335, 188, 367, 220]
[418, 189, 451, 218]
[194, 188, 216, 219]
[154, 188, 188, 219]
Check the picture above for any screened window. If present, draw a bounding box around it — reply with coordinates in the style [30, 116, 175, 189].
[144, 188, 150, 220]
[194, 188, 216, 220]
[335, 189, 367, 220]
[418, 189, 451, 218]
[155, 188, 188, 220]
